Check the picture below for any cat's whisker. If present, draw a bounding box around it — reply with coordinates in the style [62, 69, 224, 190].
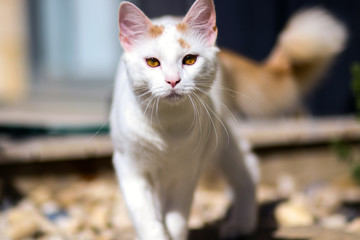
[194, 88, 230, 147]
[137, 139, 154, 162]
[150, 96, 158, 126]
[185, 95, 203, 153]
[197, 82, 257, 105]
[155, 97, 161, 127]
[192, 92, 219, 150]
[194, 86, 240, 132]
[190, 92, 211, 148]
[138, 92, 153, 106]
[86, 119, 110, 142]
[189, 94, 205, 153]
[197, 82, 267, 116]
[184, 96, 197, 136]
[136, 90, 152, 99]
[143, 95, 156, 117]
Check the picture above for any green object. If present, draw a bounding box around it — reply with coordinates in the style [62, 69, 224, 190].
[331, 63, 360, 186]
[332, 139, 352, 163]
[351, 62, 360, 118]
[352, 164, 360, 185]
[0, 123, 110, 138]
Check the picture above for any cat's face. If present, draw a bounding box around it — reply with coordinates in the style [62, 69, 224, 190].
[118, 0, 218, 104]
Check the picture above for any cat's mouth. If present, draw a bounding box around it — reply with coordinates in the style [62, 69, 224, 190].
[165, 92, 184, 102]
[157, 88, 190, 103]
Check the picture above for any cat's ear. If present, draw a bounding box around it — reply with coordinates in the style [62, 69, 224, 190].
[118, 2, 152, 51]
[183, 0, 217, 46]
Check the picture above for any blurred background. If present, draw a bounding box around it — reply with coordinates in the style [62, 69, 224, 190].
[0, 0, 359, 117]
[0, 0, 122, 128]
[1, 1, 360, 240]
[141, 0, 360, 116]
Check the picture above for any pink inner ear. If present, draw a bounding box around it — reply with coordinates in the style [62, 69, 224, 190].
[183, 0, 217, 45]
[118, 2, 152, 51]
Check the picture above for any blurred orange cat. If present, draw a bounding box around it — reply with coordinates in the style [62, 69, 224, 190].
[219, 8, 347, 117]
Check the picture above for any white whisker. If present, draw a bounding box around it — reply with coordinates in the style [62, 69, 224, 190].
[184, 96, 197, 136]
[195, 88, 230, 147]
[196, 82, 264, 114]
[195, 86, 240, 131]
[192, 92, 219, 150]
[85, 119, 110, 145]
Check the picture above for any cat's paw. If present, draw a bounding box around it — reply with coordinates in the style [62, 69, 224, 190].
[219, 220, 255, 239]
[219, 205, 256, 240]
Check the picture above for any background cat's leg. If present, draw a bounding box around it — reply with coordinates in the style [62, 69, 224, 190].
[164, 165, 201, 240]
[113, 151, 171, 240]
[217, 135, 257, 239]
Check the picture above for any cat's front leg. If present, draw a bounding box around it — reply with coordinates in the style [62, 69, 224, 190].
[217, 135, 257, 239]
[164, 169, 200, 240]
[113, 151, 171, 240]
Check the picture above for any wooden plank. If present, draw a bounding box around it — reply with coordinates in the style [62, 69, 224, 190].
[274, 226, 360, 240]
[1, 116, 360, 163]
[0, 135, 112, 163]
[233, 116, 360, 148]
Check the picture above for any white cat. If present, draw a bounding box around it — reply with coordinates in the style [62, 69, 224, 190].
[111, 0, 256, 239]
[110, 0, 347, 239]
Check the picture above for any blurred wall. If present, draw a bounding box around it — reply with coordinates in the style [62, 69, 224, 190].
[28, 0, 122, 84]
[0, 0, 28, 104]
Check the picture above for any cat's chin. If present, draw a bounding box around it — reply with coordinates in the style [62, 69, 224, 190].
[164, 92, 184, 102]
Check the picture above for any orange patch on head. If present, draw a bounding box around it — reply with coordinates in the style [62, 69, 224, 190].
[176, 22, 188, 32]
[212, 25, 217, 32]
[178, 38, 191, 49]
[149, 25, 164, 38]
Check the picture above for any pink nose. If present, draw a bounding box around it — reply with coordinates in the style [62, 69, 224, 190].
[166, 79, 181, 88]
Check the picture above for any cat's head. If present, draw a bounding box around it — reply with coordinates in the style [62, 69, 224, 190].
[118, 0, 219, 104]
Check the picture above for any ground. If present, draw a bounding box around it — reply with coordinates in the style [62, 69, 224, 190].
[1, 145, 360, 240]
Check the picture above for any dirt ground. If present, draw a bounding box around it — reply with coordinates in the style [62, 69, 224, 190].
[1, 146, 360, 240]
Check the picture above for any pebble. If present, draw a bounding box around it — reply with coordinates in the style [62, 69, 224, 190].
[29, 186, 52, 206]
[307, 185, 341, 218]
[276, 174, 296, 198]
[3, 201, 40, 240]
[319, 214, 347, 229]
[88, 204, 112, 230]
[55, 215, 82, 236]
[2, 171, 360, 240]
[275, 194, 314, 227]
[346, 217, 360, 234]
[41, 201, 68, 222]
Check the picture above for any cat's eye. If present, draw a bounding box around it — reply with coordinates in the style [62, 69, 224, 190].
[146, 57, 161, 68]
[182, 54, 198, 66]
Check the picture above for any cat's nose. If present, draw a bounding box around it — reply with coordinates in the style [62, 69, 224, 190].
[166, 79, 181, 88]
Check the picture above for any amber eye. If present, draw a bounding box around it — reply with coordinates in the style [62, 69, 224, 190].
[182, 54, 198, 66]
[146, 57, 160, 68]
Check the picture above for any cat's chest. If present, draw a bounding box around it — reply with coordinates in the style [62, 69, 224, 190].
[156, 111, 217, 150]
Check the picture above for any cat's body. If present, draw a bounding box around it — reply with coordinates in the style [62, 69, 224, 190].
[110, 0, 347, 239]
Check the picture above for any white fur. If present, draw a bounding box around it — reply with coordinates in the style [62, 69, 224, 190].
[280, 8, 348, 62]
[111, 0, 256, 239]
